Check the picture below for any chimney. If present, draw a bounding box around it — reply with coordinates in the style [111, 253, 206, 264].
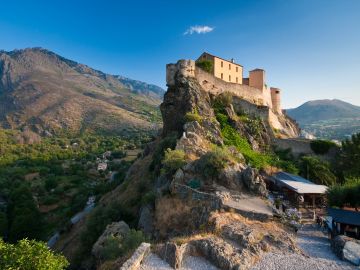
[231, 58, 235, 63]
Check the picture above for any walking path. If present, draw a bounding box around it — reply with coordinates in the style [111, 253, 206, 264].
[251, 224, 356, 270]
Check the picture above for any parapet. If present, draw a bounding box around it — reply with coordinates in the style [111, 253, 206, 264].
[166, 59, 196, 86]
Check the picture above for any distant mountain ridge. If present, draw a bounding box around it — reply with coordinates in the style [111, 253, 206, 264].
[286, 99, 360, 140]
[287, 99, 360, 124]
[0, 47, 165, 136]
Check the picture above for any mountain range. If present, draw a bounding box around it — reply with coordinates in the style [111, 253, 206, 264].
[287, 99, 360, 140]
[0, 48, 165, 136]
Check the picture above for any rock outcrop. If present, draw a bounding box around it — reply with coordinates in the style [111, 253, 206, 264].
[92, 221, 130, 259]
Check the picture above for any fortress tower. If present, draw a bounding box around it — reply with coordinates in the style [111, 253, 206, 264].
[270, 87, 281, 114]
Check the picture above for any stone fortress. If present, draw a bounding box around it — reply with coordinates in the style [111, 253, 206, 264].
[166, 52, 299, 137]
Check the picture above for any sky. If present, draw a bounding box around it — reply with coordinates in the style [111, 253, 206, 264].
[1, 0, 359, 108]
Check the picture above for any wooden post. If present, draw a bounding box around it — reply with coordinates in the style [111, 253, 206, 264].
[312, 195, 316, 208]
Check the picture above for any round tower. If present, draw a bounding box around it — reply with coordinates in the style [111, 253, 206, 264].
[270, 87, 282, 114]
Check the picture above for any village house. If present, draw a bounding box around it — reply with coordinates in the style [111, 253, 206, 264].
[97, 162, 108, 172]
[270, 172, 328, 208]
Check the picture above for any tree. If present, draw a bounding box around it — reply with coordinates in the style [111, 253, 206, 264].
[299, 156, 337, 186]
[327, 179, 360, 210]
[338, 133, 360, 178]
[0, 238, 69, 270]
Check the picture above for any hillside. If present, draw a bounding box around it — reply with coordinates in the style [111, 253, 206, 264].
[0, 48, 165, 136]
[287, 99, 360, 140]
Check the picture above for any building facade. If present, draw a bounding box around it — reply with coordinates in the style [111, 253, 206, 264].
[197, 52, 243, 84]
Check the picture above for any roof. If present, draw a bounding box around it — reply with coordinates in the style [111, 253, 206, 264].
[250, 68, 265, 72]
[200, 52, 243, 67]
[273, 172, 328, 194]
[328, 208, 360, 226]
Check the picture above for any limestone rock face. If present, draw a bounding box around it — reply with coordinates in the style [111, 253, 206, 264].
[138, 204, 154, 237]
[160, 74, 214, 137]
[241, 167, 268, 196]
[92, 221, 130, 259]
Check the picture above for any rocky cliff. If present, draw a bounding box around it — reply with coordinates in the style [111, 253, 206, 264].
[59, 65, 302, 269]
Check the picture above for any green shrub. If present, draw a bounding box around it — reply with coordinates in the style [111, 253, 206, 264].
[196, 147, 234, 178]
[162, 149, 186, 173]
[149, 132, 178, 172]
[121, 229, 145, 255]
[99, 235, 123, 260]
[196, 60, 213, 73]
[185, 112, 202, 123]
[310, 139, 337, 155]
[95, 229, 145, 261]
[212, 93, 233, 112]
[141, 191, 156, 205]
[327, 178, 360, 208]
[0, 238, 69, 270]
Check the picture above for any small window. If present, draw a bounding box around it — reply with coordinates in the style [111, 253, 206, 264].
[221, 73, 223, 79]
[221, 61, 223, 67]
[229, 75, 231, 82]
[276, 90, 280, 94]
[236, 77, 238, 83]
[229, 64, 231, 70]
[236, 67, 238, 72]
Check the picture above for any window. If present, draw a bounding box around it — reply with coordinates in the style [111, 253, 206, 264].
[236, 77, 238, 83]
[221, 73, 223, 79]
[203, 55, 206, 59]
[229, 75, 231, 82]
[221, 61, 223, 67]
[236, 67, 238, 72]
[229, 64, 231, 70]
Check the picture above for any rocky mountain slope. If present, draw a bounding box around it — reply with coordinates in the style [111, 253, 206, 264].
[0, 48, 165, 136]
[54, 62, 306, 270]
[287, 99, 360, 140]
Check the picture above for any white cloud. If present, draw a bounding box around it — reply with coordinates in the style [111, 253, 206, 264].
[184, 25, 214, 35]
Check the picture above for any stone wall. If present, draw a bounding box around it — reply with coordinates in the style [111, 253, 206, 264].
[120, 242, 151, 270]
[195, 67, 273, 108]
[273, 138, 313, 156]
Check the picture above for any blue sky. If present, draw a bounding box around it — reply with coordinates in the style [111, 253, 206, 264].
[1, 0, 359, 108]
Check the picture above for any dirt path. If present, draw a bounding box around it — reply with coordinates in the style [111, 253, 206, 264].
[297, 224, 355, 269]
[251, 224, 356, 270]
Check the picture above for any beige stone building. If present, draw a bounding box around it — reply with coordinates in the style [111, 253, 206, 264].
[197, 52, 243, 84]
[194, 52, 281, 114]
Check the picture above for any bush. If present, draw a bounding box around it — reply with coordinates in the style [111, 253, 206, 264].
[212, 92, 233, 112]
[185, 112, 202, 123]
[161, 149, 186, 174]
[196, 60, 213, 73]
[121, 229, 145, 255]
[216, 112, 271, 169]
[196, 147, 234, 178]
[149, 132, 178, 172]
[327, 178, 360, 209]
[0, 238, 69, 270]
[310, 139, 337, 155]
[141, 191, 156, 205]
